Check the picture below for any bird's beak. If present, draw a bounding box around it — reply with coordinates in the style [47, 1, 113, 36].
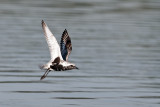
[76, 67, 79, 70]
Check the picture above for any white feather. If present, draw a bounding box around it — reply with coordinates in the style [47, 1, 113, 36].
[42, 20, 63, 61]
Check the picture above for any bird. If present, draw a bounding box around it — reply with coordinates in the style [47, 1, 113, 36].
[40, 20, 78, 80]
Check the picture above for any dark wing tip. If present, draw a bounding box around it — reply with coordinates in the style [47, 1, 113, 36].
[41, 20, 46, 27]
[62, 29, 68, 35]
[41, 20, 44, 24]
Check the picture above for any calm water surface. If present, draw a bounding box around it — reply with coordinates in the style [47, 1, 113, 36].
[0, 0, 160, 107]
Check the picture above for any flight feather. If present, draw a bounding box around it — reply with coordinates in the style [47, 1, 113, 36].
[41, 20, 62, 61]
[60, 29, 72, 61]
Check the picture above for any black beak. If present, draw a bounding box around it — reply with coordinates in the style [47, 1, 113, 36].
[76, 67, 79, 70]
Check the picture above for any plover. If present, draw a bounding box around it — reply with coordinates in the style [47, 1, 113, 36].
[40, 20, 78, 80]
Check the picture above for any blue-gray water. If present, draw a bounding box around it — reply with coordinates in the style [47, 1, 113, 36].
[0, 0, 160, 107]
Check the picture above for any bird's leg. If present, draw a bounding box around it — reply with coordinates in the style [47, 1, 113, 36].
[40, 68, 51, 80]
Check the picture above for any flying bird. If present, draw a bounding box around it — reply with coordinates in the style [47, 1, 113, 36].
[40, 20, 78, 80]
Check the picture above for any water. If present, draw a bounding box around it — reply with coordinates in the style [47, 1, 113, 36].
[0, 0, 160, 107]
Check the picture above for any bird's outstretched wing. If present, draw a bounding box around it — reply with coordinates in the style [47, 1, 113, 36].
[60, 29, 72, 61]
[41, 20, 62, 61]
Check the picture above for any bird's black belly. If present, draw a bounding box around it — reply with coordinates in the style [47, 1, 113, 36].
[50, 64, 78, 71]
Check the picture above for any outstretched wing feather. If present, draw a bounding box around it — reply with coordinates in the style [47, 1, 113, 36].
[41, 20, 62, 61]
[60, 29, 72, 61]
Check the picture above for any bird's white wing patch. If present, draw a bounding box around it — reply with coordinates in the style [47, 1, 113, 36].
[42, 20, 62, 61]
